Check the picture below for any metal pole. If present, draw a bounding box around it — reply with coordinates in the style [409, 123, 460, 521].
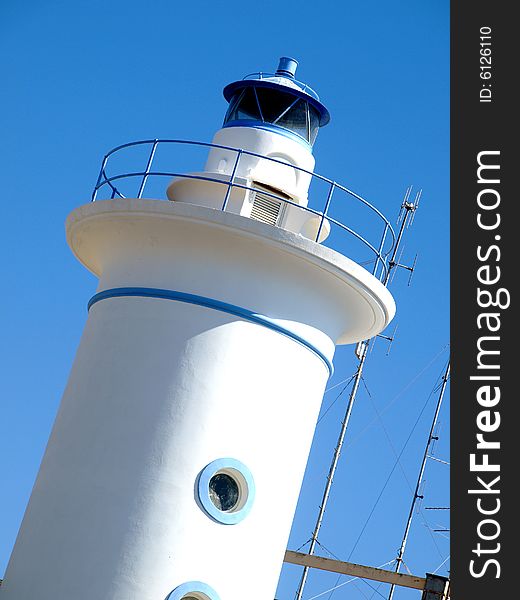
[92, 154, 109, 202]
[315, 182, 335, 243]
[137, 139, 158, 199]
[221, 149, 242, 211]
[387, 360, 450, 600]
[387, 204, 413, 280]
[294, 342, 369, 600]
[294, 190, 420, 600]
[373, 222, 389, 281]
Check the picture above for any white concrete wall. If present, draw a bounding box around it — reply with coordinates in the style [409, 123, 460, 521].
[166, 171, 331, 242]
[1, 199, 395, 600]
[166, 125, 327, 242]
[205, 126, 315, 203]
[1, 296, 327, 600]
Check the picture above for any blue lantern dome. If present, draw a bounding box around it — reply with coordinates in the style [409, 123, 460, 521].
[222, 57, 330, 147]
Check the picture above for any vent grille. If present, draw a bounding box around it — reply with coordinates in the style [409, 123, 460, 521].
[250, 192, 284, 226]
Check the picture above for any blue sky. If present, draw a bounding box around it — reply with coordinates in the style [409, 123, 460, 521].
[1, 1, 449, 598]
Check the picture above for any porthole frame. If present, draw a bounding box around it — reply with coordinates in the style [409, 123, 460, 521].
[197, 457, 255, 525]
[165, 581, 220, 600]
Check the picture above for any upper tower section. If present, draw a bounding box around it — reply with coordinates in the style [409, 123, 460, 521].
[87, 55, 398, 313]
[221, 56, 330, 148]
[167, 57, 333, 240]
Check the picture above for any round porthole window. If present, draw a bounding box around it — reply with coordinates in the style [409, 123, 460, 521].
[197, 458, 255, 524]
[165, 581, 220, 600]
[209, 472, 240, 511]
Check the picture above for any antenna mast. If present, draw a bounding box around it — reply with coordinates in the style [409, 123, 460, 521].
[294, 188, 420, 600]
[387, 359, 450, 600]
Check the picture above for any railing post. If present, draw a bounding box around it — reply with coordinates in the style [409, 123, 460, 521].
[372, 222, 389, 280]
[221, 149, 242, 211]
[92, 154, 109, 202]
[315, 181, 335, 242]
[137, 139, 159, 199]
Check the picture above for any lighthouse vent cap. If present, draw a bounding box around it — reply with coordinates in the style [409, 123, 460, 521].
[276, 56, 298, 78]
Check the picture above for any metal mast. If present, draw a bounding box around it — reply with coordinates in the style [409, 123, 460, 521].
[387, 359, 450, 600]
[294, 188, 420, 600]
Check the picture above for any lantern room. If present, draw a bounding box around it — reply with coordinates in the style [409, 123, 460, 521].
[167, 57, 332, 241]
[222, 57, 330, 148]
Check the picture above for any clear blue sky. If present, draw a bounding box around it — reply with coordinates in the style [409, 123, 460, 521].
[0, 1, 449, 598]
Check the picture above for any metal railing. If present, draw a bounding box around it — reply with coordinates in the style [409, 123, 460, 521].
[241, 72, 320, 100]
[91, 139, 396, 281]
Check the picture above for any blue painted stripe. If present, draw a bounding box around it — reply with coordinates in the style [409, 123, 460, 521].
[88, 287, 333, 375]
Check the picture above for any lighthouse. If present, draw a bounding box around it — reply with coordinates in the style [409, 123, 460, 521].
[0, 58, 395, 600]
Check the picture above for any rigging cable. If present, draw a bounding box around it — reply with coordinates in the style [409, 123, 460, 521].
[324, 360, 448, 599]
[337, 343, 449, 444]
[386, 360, 450, 600]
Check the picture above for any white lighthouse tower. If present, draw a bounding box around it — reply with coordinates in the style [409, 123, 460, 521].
[1, 58, 395, 600]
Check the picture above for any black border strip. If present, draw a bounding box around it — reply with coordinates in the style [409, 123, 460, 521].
[451, 3, 514, 598]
